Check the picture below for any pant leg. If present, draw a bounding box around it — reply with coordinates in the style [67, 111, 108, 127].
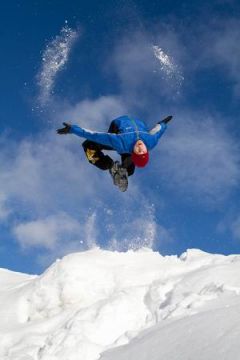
[82, 140, 114, 171]
[108, 121, 135, 176]
[121, 154, 135, 177]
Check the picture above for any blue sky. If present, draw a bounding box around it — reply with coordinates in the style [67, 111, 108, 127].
[0, 0, 240, 274]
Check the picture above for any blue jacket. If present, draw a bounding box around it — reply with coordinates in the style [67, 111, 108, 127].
[70, 115, 167, 154]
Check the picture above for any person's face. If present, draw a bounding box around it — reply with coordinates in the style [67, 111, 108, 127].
[133, 140, 147, 155]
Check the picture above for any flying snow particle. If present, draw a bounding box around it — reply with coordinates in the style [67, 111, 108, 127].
[37, 25, 79, 105]
[153, 45, 184, 89]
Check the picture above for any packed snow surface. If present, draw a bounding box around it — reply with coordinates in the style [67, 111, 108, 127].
[1, 248, 240, 360]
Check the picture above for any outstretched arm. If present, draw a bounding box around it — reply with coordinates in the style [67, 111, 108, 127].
[148, 116, 173, 148]
[149, 122, 167, 142]
[149, 115, 173, 134]
[57, 123, 120, 149]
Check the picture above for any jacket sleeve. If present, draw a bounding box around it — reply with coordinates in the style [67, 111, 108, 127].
[70, 124, 120, 149]
[148, 122, 167, 147]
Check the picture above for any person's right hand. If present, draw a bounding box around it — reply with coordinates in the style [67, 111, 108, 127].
[57, 122, 71, 134]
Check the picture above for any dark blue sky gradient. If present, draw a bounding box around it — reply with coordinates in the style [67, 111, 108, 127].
[0, 0, 240, 274]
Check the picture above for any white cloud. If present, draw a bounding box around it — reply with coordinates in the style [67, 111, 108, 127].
[108, 29, 185, 110]
[37, 25, 79, 105]
[58, 95, 126, 130]
[0, 131, 102, 231]
[13, 211, 99, 251]
[13, 213, 82, 250]
[154, 113, 240, 202]
[12, 212, 101, 268]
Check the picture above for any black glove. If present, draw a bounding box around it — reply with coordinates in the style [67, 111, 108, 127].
[57, 122, 71, 134]
[159, 115, 173, 125]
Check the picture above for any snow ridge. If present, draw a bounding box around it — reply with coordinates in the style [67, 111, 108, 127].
[1, 248, 240, 360]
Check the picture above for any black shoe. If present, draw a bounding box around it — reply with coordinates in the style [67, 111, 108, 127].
[109, 161, 128, 192]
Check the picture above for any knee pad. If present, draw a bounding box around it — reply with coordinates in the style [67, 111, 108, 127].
[85, 148, 100, 164]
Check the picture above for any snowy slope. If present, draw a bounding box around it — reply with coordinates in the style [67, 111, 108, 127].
[101, 289, 240, 360]
[1, 248, 240, 360]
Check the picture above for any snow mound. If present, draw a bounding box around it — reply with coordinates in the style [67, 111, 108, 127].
[1, 248, 240, 360]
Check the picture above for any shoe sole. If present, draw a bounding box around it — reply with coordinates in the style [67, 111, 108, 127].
[114, 168, 128, 192]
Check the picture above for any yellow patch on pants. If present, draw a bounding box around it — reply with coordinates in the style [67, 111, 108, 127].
[86, 148, 99, 164]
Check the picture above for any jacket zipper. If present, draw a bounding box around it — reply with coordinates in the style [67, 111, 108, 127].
[130, 118, 140, 140]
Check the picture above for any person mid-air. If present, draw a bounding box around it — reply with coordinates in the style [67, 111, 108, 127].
[57, 115, 172, 192]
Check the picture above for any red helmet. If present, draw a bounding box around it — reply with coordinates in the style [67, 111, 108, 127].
[131, 152, 149, 167]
